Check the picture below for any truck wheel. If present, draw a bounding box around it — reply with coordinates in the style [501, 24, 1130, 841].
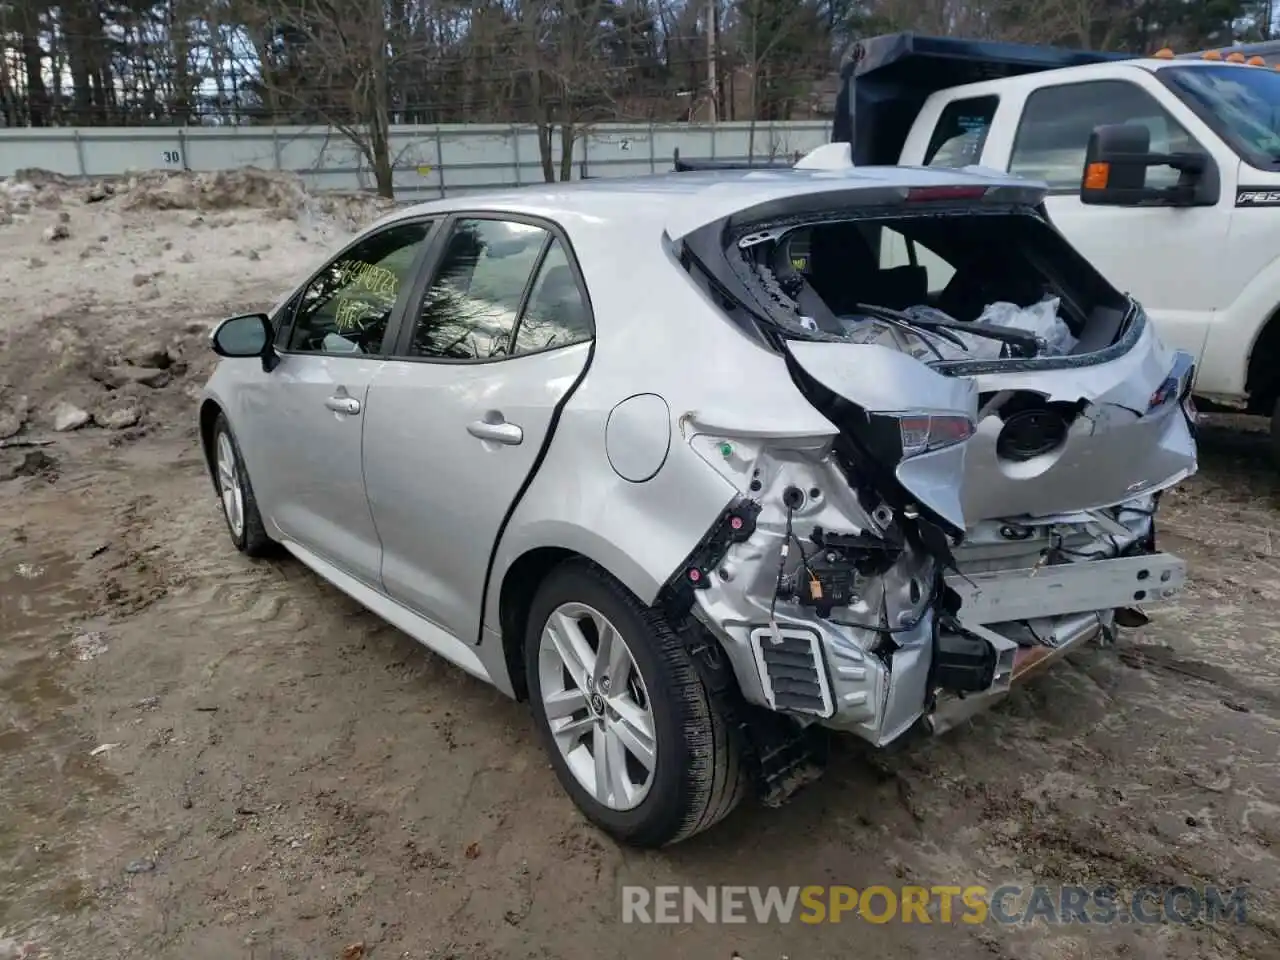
[525, 559, 747, 847]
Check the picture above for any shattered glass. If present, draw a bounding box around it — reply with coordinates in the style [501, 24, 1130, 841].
[828, 296, 1078, 362]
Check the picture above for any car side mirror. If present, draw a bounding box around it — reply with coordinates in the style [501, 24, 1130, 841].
[210, 313, 278, 371]
[1080, 123, 1212, 207]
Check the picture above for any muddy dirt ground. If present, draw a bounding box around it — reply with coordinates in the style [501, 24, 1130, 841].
[2, 171, 1280, 960]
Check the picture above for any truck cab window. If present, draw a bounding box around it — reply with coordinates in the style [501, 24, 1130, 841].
[925, 96, 1000, 168]
[1010, 80, 1201, 191]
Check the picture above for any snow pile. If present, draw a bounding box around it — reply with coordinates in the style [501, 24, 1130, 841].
[119, 167, 315, 218]
[0, 167, 403, 440]
[2, 167, 396, 229]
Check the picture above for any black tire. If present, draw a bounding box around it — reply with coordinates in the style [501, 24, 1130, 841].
[1272, 398, 1280, 471]
[525, 559, 747, 848]
[211, 412, 273, 557]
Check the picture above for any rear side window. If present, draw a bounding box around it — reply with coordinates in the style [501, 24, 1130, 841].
[405, 217, 593, 361]
[409, 218, 548, 360]
[924, 96, 1000, 168]
[512, 238, 591, 355]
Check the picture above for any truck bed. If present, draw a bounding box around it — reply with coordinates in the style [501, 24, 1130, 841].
[833, 33, 1129, 165]
[669, 32, 1131, 173]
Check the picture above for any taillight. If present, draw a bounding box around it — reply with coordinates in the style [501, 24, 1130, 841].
[855, 411, 977, 471]
[1148, 377, 1178, 410]
[1148, 355, 1196, 415]
[896, 413, 976, 458]
[905, 185, 989, 202]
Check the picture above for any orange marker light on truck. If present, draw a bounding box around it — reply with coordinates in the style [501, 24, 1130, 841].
[1228, 51, 1246, 63]
[1084, 162, 1110, 190]
[1204, 50, 1223, 60]
[1154, 48, 1175, 59]
[1249, 56, 1267, 66]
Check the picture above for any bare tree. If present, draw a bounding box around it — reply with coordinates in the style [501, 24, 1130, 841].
[241, 0, 409, 197]
[724, 0, 827, 157]
[1, 0, 1266, 139]
[510, 0, 633, 182]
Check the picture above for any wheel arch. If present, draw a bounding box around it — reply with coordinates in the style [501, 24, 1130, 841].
[496, 542, 662, 702]
[198, 398, 223, 485]
[1246, 302, 1280, 415]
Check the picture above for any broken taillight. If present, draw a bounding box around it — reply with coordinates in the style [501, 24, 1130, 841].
[896, 413, 976, 458]
[1148, 355, 1196, 417]
[1148, 377, 1178, 410]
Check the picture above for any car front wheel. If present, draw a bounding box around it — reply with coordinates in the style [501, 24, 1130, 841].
[1272, 398, 1280, 471]
[525, 559, 746, 847]
[212, 413, 273, 557]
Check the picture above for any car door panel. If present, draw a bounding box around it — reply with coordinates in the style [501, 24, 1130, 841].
[250, 219, 435, 584]
[363, 343, 591, 637]
[361, 215, 595, 641]
[260, 355, 384, 583]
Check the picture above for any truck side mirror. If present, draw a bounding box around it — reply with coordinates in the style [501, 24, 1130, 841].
[1080, 123, 1211, 207]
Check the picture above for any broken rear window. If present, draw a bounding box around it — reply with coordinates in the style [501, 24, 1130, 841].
[683, 205, 1131, 366]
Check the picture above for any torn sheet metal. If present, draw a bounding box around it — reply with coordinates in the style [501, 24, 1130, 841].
[786, 340, 978, 417]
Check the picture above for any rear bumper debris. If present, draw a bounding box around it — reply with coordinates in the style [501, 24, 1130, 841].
[724, 543, 1184, 745]
[671, 455, 1184, 748]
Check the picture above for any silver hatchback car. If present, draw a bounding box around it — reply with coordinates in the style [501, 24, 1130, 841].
[200, 156, 1197, 847]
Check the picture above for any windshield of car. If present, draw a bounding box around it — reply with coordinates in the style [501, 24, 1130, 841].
[1162, 64, 1280, 166]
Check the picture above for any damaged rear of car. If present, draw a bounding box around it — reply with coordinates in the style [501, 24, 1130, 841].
[666, 168, 1197, 750]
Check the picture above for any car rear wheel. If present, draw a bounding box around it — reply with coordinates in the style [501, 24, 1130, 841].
[525, 559, 746, 847]
[212, 413, 272, 557]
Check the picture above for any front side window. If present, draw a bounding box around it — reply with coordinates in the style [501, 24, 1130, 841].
[925, 96, 1000, 168]
[1010, 80, 1202, 191]
[287, 221, 431, 354]
[1163, 64, 1280, 169]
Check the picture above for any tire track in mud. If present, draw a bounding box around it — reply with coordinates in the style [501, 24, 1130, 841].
[11, 425, 1280, 960]
[69, 469, 572, 956]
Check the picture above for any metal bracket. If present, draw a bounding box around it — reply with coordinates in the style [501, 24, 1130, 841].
[946, 553, 1185, 624]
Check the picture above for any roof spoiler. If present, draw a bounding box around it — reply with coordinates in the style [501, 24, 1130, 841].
[835, 32, 1131, 165]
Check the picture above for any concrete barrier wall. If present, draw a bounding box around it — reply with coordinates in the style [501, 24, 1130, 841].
[0, 121, 831, 197]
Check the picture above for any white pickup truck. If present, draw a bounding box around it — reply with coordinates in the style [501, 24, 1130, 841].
[683, 33, 1280, 462]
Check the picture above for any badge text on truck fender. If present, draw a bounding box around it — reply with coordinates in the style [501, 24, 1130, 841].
[1235, 187, 1280, 206]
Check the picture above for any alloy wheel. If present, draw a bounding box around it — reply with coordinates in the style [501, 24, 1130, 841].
[537, 601, 657, 811]
[215, 431, 245, 540]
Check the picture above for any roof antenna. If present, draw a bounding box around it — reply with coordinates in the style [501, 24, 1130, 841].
[794, 142, 853, 170]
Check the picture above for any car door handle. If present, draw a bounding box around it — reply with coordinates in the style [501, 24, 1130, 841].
[467, 417, 523, 445]
[324, 395, 361, 416]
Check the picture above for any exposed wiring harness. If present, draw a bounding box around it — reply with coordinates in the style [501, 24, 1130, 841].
[770, 503, 937, 636]
[770, 504, 814, 621]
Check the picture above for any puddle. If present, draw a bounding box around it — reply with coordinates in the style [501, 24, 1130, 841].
[0, 549, 116, 932]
